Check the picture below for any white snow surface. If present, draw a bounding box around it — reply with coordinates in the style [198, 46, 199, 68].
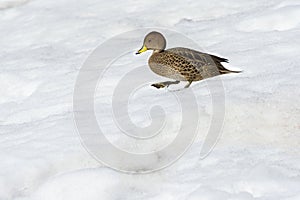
[0, 0, 300, 199]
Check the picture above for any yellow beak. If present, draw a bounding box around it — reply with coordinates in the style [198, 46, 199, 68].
[136, 45, 148, 54]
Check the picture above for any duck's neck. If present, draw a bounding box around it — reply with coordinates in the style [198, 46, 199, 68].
[153, 49, 164, 54]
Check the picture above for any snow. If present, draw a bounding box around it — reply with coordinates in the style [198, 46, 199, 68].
[0, 0, 300, 199]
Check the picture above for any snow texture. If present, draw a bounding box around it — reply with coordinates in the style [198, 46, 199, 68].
[0, 0, 299, 199]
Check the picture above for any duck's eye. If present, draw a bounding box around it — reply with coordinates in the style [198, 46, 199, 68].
[148, 39, 152, 43]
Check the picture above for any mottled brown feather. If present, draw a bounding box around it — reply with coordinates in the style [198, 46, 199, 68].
[148, 47, 238, 81]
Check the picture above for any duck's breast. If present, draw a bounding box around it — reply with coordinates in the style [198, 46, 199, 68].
[148, 52, 188, 81]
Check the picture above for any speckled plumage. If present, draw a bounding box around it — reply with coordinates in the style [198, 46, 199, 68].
[136, 31, 240, 89]
[149, 47, 232, 82]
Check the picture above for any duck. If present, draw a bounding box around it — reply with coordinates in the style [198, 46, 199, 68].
[136, 31, 240, 89]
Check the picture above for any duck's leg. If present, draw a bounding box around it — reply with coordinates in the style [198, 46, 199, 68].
[184, 80, 193, 88]
[151, 80, 180, 89]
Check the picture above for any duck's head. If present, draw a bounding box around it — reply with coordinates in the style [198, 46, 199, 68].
[136, 31, 166, 54]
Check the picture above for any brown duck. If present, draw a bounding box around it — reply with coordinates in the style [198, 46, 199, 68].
[136, 31, 240, 89]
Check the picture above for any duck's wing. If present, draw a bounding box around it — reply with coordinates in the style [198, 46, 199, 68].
[167, 47, 219, 64]
[166, 47, 235, 74]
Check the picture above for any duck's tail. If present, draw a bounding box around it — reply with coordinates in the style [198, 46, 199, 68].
[219, 68, 242, 74]
[210, 55, 242, 74]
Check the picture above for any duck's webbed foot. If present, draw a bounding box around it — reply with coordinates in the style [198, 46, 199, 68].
[151, 80, 180, 89]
